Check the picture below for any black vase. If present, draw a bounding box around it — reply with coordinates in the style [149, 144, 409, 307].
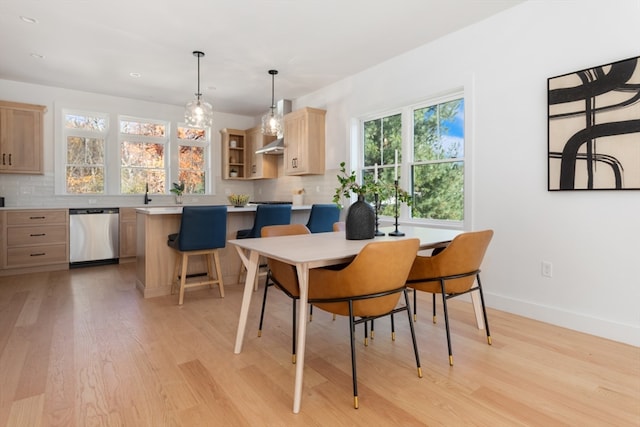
[345, 195, 375, 240]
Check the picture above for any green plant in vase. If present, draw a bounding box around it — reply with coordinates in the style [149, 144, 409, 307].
[170, 182, 185, 204]
[170, 182, 185, 195]
[333, 161, 412, 209]
[333, 161, 413, 238]
[371, 178, 412, 212]
[332, 162, 378, 239]
[333, 162, 372, 208]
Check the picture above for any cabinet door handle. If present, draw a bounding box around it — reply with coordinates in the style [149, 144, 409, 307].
[2, 153, 4, 165]
[30, 233, 46, 237]
[30, 253, 46, 257]
[8, 153, 11, 166]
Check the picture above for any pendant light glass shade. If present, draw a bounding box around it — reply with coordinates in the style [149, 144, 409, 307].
[261, 69, 282, 136]
[261, 106, 282, 136]
[185, 51, 213, 128]
[185, 97, 213, 128]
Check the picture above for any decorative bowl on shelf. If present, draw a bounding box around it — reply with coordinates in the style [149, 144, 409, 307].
[228, 194, 250, 207]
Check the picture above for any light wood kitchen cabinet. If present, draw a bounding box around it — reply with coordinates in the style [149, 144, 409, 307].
[284, 107, 326, 176]
[0, 212, 4, 270]
[1, 209, 69, 274]
[220, 128, 246, 180]
[245, 126, 277, 179]
[119, 207, 137, 261]
[0, 100, 46, 174]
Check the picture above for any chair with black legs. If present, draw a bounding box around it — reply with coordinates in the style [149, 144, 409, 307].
[259, 223, 311, 363]
[406, 229, 494, 366]
[308, 238, 421, 409]
[305, 203, 340, 233]
[236, 204, 292, 286]
[167, 206, 227, 305]
[236, 204, 292, 239]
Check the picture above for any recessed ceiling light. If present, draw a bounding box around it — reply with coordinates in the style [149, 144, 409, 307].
[20, 16, 38, 24]
[30, 53, 45, 59]
[129, 72, 141, 78]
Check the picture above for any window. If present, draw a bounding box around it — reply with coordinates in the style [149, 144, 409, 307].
[175, 125, 208, 194]
[63, 111, 108, 194]
[119, 117, 169, 194]
[57, 106, 214, 196]
[363, 113, 402, 216]
[361, 93, 465, 225]
[412, 97, 465, 221]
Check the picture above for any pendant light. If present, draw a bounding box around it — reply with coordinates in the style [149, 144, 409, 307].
[261, 69, 283, 136]
[184, 51, 213, 128]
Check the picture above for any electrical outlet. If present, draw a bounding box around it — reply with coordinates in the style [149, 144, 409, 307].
[541, 261, 553, 278]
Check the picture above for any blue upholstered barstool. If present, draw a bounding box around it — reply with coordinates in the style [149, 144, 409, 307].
[236, 204, 292, 239]
[236, 204, 292, 287]
[167, 206, 227, 305]
[305, 204, 340, 233]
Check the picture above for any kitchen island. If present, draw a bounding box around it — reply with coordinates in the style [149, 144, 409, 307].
[135, 205, 312, 298]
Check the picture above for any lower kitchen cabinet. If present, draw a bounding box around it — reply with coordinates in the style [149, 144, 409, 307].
[1, 209, 69, 275]
[119, 207, 137, 261]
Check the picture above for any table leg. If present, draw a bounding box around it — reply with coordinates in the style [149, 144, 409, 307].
[293, 262, 309, 413]
[470, 292, 485, 330]
[234, 248, 260, 354]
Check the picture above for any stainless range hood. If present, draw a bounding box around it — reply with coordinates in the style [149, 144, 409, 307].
[255, 137, 284, 154]
[255, 99, 291, 155]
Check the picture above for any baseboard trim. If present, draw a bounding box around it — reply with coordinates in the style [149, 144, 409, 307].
[486, 292, 639, 347]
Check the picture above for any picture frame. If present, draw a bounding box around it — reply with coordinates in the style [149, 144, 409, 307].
[547, 55, 640, 190]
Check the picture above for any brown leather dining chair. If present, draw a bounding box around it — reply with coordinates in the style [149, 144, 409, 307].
[308, 238, 421, 409]
[406, 229, 494, 366]
[259, 224, 311, 363]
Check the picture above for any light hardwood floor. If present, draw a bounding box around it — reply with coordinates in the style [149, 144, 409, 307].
[0, 263, 638, 426]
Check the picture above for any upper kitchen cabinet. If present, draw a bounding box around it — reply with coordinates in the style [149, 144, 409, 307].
[284, 107, 326, 176]
[0, 100, 46, 174]
[245, 126, 277, 179]
[220, 128, 246, 180]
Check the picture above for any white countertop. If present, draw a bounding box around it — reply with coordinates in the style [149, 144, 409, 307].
[136, 204, 313, 215]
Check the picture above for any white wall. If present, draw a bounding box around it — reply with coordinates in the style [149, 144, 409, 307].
[291, 0, 640, 346]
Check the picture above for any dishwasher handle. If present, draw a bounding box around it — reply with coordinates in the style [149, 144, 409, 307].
[70, 208, 119, 215]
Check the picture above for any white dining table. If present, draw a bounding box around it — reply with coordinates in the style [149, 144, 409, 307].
[229, 225, 483, 413]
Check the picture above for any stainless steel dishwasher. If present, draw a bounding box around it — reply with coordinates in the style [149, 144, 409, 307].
[69, 208, 119, 267]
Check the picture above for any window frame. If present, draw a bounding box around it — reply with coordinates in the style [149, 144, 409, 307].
[57, 108, 110, 195]
[357, 89, 469, 230]
[118, 114, 171, 195]
[171, 123, 212, 195]
[55, 106, 215, 197]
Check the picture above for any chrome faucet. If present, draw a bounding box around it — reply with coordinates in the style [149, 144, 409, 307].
[144, 183, 152, 204]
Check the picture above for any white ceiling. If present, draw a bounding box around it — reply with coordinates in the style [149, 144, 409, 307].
[0, 0, 523, 116]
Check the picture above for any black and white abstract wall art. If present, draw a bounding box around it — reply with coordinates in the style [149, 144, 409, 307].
[548, 55, 640, 191]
